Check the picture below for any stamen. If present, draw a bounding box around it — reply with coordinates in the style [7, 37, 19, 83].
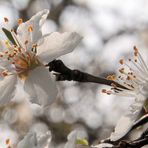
[106, 75, 116, 80]
[17, 18, 23, 25]
[102, 89, 107, 93]
[119, 68, 124, 74]
[5, 139, 10, 145]
[27, 25, 33, 32]
[4, 17, 9, 22]
[119, 59, 124, 65]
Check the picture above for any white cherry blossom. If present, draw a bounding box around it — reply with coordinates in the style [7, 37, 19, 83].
[102, 46, 148, 141]
[0, 9, 82, 106]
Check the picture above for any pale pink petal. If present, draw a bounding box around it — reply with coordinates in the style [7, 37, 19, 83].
[24, 66, 57, 106]
[37, 32, 82, 63]
[0, 75, 17, 104]
[17, 9, 49, 49]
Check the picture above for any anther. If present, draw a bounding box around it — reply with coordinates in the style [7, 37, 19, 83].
[119, 68, 124, 74]
[119, 59, 124, 65]
[134, 59, 137, 62]
[102, 89, 107, 93]
[17, 18, 23, 25]
[4, 17, 9, 22]
[106, 75, 116, 80]
[5, 139, 10, 145]
[27, 25, 33, 32]
[24, 40, 28, 45]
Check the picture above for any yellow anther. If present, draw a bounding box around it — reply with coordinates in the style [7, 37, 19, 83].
[106, 75, 116, 80]
[119, 68, 124, 74]
[133, 46, 138, 52]
[101, 89, 107, 93]
[126, 76, 131, 80]
[106, 90, 112, 95]
[24, 40, 28, 45]
[4, 17, 9, 22]
[6, 139, 10, 145]
[134, 59, 137, 62]
[32, 43, 37, 48]
[111, 83, 117, 88]
[119, 59, 124, 65]
[27, 25, 33, 32]
[18, 18, 23, 25]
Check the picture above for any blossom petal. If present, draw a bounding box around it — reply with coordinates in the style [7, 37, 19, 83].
[17, 9, 49, 49]
[110, 94, 147, 141]
[17, 132, 37, 148]
[91, 143, 113, 148]
[24, 66, 57, 106]
[37, 32, 82, 63]
[0, 75, 17, 104]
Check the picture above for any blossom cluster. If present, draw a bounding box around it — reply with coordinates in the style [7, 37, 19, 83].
[0, 9, 82, 147]
[0, 9, 147, 148]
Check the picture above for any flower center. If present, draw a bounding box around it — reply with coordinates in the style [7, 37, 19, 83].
[0, 22, 42, 80]
[13, 52, 41, 79]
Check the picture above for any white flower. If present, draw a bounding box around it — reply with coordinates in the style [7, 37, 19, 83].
[17, 130, 51, 148]
[0, 9, 82, 106]
[64, 130, 89, 148]
[102, 46, 148, 141]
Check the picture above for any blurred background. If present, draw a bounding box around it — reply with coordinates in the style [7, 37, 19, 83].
[0, 0, 148, 147]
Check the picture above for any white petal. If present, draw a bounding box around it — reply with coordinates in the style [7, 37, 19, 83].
[64, 130, 77, 148]
[17, 132, 38, 148]
[38, 131, 52, 147]
[110, 94, 147, 141]
[24, 66, 57, 106]
[91, 143, 113, 148]
[0, 75, 17, 104]
[17, 9, 49, 49]
[37, 32, 82, 63]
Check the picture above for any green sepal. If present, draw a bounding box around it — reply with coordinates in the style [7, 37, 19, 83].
[2, 28, 17, 46]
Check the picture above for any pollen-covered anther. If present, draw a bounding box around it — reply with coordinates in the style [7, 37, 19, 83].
[4, 17, 9, 22]
[5, 139, 10, 145]
[106, 90, 112, 95]
[32, 43, 37, 48]
[119, 68, 124, 74]
[134, 59, 137, 62]
[126, 75, 132, 80]
[27, 25, 33, 32]
[0, 53, 3, 57]
[106, 75, 116, 80]
[133, 46, 139, 57]
[119, 59, 124, 65]
[17, 18, 23, 25]
[24, 40, 28, 45]
[1, 71, 8, 77]
[111, 83, 117, 88]
[133, 46, 138, 52]
[101, 89, 107, 93]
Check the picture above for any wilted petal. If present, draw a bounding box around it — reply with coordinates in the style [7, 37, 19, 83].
[24, 66, 57, 106]
[37, 32, 82, 63]
[0, 75, 17, 104]
[17, 9, 49, 49]
[110, 94, 147, 141]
